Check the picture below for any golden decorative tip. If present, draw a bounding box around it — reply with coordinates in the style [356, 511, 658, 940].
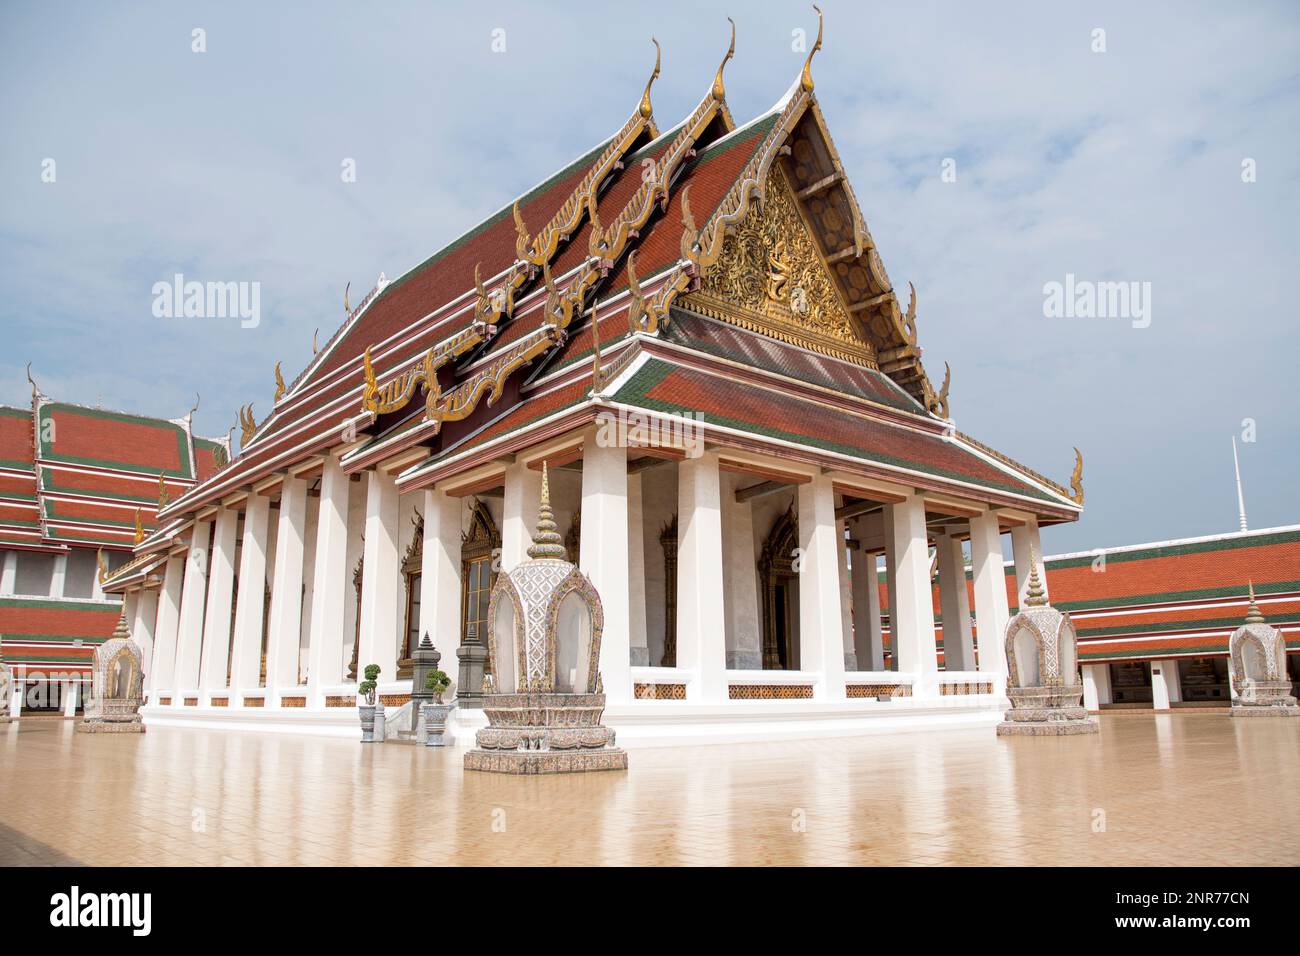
[513, 201, 532, 261]
[800, 5, 824, 93]
[96, 547, 108, 585]
[343, 281, 351, 315]
[626, 249, 645, 333]
[1070, 447, 1085, 505]
[713, 18, 736, 101]
[639, 38, 661, 118]
[591, 310, 604, 392]
[312, 328, 319, 354]
[133, 508, 145, 544]
[1245, 581, 1265, 625]
[238, 403, 257, 448]
[157, 473, 169, 509]
[527, 461, 567, 559]
[1024, 547, 1047, 607]
[679, 183, 699, 261]
[274, 362, 286, 402]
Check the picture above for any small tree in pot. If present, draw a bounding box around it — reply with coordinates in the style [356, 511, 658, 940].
[358, 664, 381, 743]
[421, 668, 456, 748]
[425, 669, 451, 704]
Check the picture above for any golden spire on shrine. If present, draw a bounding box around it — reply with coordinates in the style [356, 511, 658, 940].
[1244, 581, 1265, 625]
[639, 38, 661, 118]
[1024, 548, 1047, 607]
[527, 462, 567, 560]
[713, 18, 735, 101]
[800, 5, 824, 93]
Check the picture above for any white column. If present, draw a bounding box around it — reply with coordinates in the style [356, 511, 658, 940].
[1083, 662, 1112, 709]
[1165, 658, 1182, 703]
[49, 553, 68, 598]
[797, 475, 847, 700]
[266, 476, 308, 698]
[130, 587, 159, 683]
[969, 511, 1010, 682]
[579, 435, 630, 703]
[0, 550, 16, 595]
[836, 517, 856, 671]
[357, 469, 400, 685]
[501, 460, 542, 573]
[306, 457, 350, 706]
[851, 549, 885, 670]
[148, 555, 184, 697]
[627, 472, 650, 667]
[721, 471, 761, 669]
[889, 492, 939, 698]
[1011, 518, 1048, 607]
[883, 506, 900, 670]
[62, 680, 77, 716]
[676, 451, 727, 701]
[1151, 659, 1174, 711]
[230, 493, 270, 702]
[171, 520, 211, 701]
[199, 506, 238, 698]
[420, 487, 462, 696]
[937, 532, 975, 671]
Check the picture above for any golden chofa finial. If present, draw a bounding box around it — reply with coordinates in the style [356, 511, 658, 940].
[640, 38, 661, 118]
[513, 201, 532, 261]
[157, 473, 169, 508]
[312, 328, 319, 354]
[1070, 447, 1085, 505]
[96, 547, 109, 585]
[133, 508, 145, 544]
[712, 18, 736, 101]
[800, 5, 824, 93]
[527, 461, 568, 560]
[343, 281, 351, 315]
[274, 362, 286, 402]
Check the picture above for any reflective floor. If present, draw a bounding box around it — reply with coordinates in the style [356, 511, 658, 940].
[1, 714, 1296, 866]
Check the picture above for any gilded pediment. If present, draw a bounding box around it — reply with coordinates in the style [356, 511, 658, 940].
[683, 166, 874, 366]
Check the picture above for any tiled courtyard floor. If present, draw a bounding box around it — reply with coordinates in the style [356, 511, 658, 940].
[1, 713, 1296, 866]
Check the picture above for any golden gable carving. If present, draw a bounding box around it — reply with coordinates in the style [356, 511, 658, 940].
[684, 166, 874, 366]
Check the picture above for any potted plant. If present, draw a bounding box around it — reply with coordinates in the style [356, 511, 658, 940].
[358, 664, 380, 743]
[421, 668, 455, 748]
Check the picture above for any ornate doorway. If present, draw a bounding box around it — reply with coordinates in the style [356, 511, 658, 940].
[759, 505, 799, 670]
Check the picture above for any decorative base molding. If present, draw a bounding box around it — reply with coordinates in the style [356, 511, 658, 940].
[997, 717, 1100, 736]
[325, 696, 357, 708]
[940, 681, 994, 696]
[1230, 704, 1299, 717]
[210, 697, 229, 707]
[242, 697, 264, 707]
[464, 748, 628, 774]
[76, 720, 145, 734]
[280, 697, 306, 708]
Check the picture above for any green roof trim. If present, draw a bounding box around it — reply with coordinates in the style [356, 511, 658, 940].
[613, 359, 1056, 503]
[1046, 579, 1300, 614]
[1044, 529, 1300, 570]
[1076, 611, 1298, 640]
[38, 404, 191, 479]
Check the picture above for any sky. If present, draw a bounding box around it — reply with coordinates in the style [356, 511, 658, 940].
[2, 0, 1297, 555]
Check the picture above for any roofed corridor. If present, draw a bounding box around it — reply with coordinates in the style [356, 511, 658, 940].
[2, 714, 1295, 866]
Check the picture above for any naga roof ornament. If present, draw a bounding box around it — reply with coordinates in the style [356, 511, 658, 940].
[273, 362, 286, 402]
[238, 404, 257, 450]
[1070, 448, 1085, 505]
[713, 18, 735, 101]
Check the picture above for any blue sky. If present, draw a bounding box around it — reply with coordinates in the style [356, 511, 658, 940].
[2, 0, 1297, 554]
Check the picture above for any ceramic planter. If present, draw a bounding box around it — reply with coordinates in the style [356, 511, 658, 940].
[421, 701, 455, 747]
[359, 704, 376, 743]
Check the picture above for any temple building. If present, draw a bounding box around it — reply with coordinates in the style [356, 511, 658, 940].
[100, 24, 1090, 741]
[0, 385, 228, 716]
[1040, 526, 1300, 711]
